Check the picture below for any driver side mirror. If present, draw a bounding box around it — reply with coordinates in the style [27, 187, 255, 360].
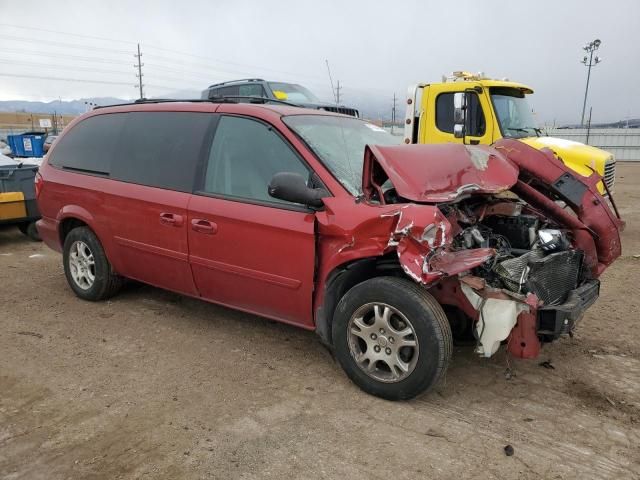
[453, 92, 466, 139]
[268, 172, 326, 208]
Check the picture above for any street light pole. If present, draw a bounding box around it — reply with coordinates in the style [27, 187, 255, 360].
[580, 38, 602, 127]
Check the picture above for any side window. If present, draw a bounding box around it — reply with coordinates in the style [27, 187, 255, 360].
[435, 92, 486, 137]
[47, 113, 125, 174]
[209, 85, 239, 98]
[110, 112, 212, 192]
[202, 116, 309, 205]
[238, 84, 266, 97]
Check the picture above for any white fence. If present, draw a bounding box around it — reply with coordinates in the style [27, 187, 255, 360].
[545, 128, 640, 161]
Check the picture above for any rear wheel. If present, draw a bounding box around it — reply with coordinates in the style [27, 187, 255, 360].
[332, 277, 452, 400]
[63, 227, 122, 301]
[17, 221, 41, 241]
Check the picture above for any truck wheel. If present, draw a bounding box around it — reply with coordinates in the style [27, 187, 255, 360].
[18, 222, 41, 241]
[332, 277, 452, 400]
[63, 227, 122, 301]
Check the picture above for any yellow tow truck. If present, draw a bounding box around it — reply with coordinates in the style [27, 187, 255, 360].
[403, 72, 615, 193]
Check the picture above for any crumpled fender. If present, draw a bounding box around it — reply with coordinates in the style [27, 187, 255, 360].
[316, 198, 493, 291]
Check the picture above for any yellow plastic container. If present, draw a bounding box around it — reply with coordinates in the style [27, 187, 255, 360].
[0, 191, 27, 221]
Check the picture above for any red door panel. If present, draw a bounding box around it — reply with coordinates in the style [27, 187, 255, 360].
[104, 181, 197, 296]
[188, 195, 316, 327]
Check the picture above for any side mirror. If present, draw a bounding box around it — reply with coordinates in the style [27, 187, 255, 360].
[268, 172, 325, 208]
[453, 92, 466, 139]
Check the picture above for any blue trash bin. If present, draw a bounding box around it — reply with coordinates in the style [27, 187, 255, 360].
[7, 132, 46, 158]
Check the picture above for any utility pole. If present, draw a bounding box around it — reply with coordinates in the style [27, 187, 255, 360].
[580, 39, 602, 126]
[391, 92, 397, 133]
[335, 80, 342, 105]
[586, 107, 593, 145]
[134, 43, 144, 100]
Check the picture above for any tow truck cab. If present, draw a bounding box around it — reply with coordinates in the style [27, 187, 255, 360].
[403, 72, 616, 193]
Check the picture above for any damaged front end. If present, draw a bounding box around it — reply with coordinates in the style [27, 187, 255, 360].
[328, 140, 624, 360]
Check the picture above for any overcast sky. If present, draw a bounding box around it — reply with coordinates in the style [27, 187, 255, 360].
[1, 0, 639, 124]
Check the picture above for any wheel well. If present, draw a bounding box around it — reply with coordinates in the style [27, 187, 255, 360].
[59, 218, 88, 245]
[314, 254, 405, 346]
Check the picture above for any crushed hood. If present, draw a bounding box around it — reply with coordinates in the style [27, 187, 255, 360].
[364, 144, 519, 203]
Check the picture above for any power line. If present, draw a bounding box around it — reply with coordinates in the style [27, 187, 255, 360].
[0, 34, 131, 55]
[0, 23, 137, 45]
[0, 58, 132, 77]
[0, 72, 134, 86]
[0, 72, 196, 94]
[1, 48, 132, 66]
[144, 44, 326, 82]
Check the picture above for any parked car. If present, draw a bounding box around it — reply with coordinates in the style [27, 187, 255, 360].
[36, 100, 623, 400]
[201, 78, 359, 117]
[43, 134, 59, 153]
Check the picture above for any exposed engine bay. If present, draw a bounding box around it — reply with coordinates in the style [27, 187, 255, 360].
[445, 198, 584, 307]
[342, 139, 625, 360]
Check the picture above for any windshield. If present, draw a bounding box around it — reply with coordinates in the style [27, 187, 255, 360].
[283, 115, 400, 195]
[490, 87, 538, 138]
[269, 82, 320, 103]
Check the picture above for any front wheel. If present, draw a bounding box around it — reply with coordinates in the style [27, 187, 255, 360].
[332, 277, 452, 400]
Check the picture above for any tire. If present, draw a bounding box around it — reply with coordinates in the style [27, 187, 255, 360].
[332, 277, 452, 400]
[17, 222, 41, 241]
[62, 226, 122, 301]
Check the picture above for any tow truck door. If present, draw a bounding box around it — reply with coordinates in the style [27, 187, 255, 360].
[419, 82, 495, 145]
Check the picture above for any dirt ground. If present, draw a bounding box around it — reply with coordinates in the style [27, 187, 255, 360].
[1, 164, 639, 480]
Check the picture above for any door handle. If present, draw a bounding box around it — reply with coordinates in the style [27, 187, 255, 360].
[191, 218, 218, 234]
[160, 212, 184, 227]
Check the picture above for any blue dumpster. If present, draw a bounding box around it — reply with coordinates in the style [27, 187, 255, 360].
[7, 132, 46, 157]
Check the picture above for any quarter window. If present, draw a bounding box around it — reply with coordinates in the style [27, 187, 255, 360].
[435, 92, 486, 137]
[202, 116, 309, 205]
[47, 113, 125, 174]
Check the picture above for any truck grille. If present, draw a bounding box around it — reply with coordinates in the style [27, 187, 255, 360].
[320, 106, 359, 117]
[604, 159, 616, 191]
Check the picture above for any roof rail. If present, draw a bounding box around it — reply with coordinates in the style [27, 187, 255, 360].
[206, 78, 266, 89]
[93, 96, 296, 110]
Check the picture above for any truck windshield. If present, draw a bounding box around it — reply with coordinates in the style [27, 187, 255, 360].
[490, 87, 539, 138]
[269, 82, 320, 103]
[283, 115, 400, 195]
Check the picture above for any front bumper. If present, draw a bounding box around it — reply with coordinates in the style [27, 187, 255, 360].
[536, 280, 600, 339]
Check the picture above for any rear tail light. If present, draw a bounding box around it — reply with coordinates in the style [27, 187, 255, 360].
[35, 172, 43, 199]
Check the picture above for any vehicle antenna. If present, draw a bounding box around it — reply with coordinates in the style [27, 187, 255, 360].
[325, 59, 337, 103]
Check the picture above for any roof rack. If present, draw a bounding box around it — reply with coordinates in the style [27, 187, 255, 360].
[206, 78, 266, 89]
[93, 96, 296, 110]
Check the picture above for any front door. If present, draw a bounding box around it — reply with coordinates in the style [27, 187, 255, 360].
[188, 114, 316, 327]
[421, 83, 494, 145]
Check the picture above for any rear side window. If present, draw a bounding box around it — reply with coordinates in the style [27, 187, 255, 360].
[48, 113, 124, 174]
[436, 92, 486, 137]
[238, 84, 266, 97]
[110, 112, 213, 192]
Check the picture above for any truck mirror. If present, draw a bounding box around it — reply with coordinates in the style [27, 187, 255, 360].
[453, 92, 466, 139]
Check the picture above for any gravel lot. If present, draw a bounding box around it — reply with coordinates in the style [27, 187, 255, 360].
[1, 163, 639, 479]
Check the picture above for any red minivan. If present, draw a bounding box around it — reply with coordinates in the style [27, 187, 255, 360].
[37, 100, 622, 399]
